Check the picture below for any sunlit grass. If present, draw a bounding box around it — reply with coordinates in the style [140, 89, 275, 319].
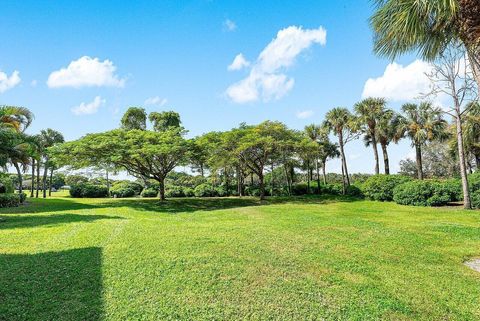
[1, 195, 480, 320]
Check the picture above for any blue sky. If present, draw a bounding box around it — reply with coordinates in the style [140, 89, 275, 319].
[0, 0, 427, 174]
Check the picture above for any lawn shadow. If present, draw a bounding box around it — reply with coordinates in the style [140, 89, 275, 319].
[0, 194, 361, 215]
[0, 247, 103, 321]
[0, 214, 123, 230]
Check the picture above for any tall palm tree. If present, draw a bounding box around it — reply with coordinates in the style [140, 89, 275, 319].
[39, 129, 65, 198]
[354, 97, 387, 175]
[396, 102, 448, 180]
[371, 0, 480, 89]
[375, 109, 399, 175]
[323, 107, 358, 193]
[304, 124, 323, 192]
[463, 101, 480, 169]
[0, 105, 34, 132]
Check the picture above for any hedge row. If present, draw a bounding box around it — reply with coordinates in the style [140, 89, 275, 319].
[70, 183, 109, 198]
[0, 193, 26, 208]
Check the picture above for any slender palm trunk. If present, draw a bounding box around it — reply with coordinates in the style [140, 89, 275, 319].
[415, 144, 424, 180]
[42, 162, 48, 198]
[338, 131, 350, 187]
[306, 160, 311, 194]
[381, 143, 390, 175]
[270, 163, 274, 196]
[30, 158, 35, 198]
[13, 162, 23, 194]
[467, 50, 480, 92]
[49, 168, 54, 196]
[284, 164, 291, 195]
[316, 160, 321, 193]
[36, 161, 40, 198]
[258, 171, 265, 200]
[158, 178, 166, 201]
[455, 110, 472, 209]
[322, 161, 327, 185]
[371, 135, 380, 175]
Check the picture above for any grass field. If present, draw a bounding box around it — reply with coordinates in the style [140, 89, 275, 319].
[1, 195, 480, 320]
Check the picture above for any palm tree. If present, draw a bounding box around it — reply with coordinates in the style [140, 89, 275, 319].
[396, 102, 448, 180]
[354, 97, 387, 174]
[463, 102, 480, 169]
[375, 109, 399, 175]
[323, 107, 358, 193]
[371, 0, 480, 89]
[304, 124, 323, 192]
[39, 129, 65, 198]
[0, 105, 34, 132]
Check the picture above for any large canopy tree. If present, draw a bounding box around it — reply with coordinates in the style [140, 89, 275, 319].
[148, 111, 181, 132]
[55, 128, 189, 200]
[121, 107, 147, 130]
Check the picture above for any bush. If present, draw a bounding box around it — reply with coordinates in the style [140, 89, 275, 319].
[346, 184, 363, 197]
[362, 175, 412, 201]
[110, 186, 135, 198]
[393, 180, 455, 207]
[194, 183, 217, 197]
[244, 186, 260, 197]
[69, 183, 108, 198]
[472, 190, 480, 209]
[0, 174, 14, 194]
[215, 185, 228, 197]
[292, 183, 309, 196]
[141, 188, 158, 197]
[165, 186, 185, 198]
[469, 172, 480, 192]
[183, 187, 195, 197]
[111, 181, 143, 195]
[18, 192, 26, 203]
[0, 193, 21, 208]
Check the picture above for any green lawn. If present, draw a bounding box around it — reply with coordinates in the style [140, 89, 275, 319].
[1, 195, 480, 320]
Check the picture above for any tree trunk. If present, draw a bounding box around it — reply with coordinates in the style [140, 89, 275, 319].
[341, 159, 346, 195]
[467, 49, 480, 92]
[30, 158, 35, 198]
[200, 165, 204, 177]
[381, 143, 390, 175]
[106, 169, 110, 197]
[455, 112, 472, 209]
[270, 163, 274, 196]
[338, 131, 350, 187]
[42, 162, 48, 198]
[224, 167, 230, 196]
[316, 160, 321, 193]
[49, 168, 53, 196]
[13, 162, 23, 194]
[236, 166, 243, 197]
[158, 178, 166, 201]
[322, 161, 327, 185]
[36, 161, 40, 198]
[306, 160, 311, 194]
[415, 144, 423, 180]
[258, 171, 265, 200]
[284, 164, 291, 195]
[371, 135, 380, 175]
[475, 153, 480, 170]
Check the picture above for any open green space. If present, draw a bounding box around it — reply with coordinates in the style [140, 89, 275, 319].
[1, 195, 479, 320]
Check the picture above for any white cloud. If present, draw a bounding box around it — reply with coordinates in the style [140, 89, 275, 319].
[71, 96, 105, 115]
[144, 96, 168, 106]
[0, 70, 21, 93]
[296, 110, 314, 119]
[223, 19, 237, 32]
[47, 56, 126, 88]
[228, 54, 250, 71]
[225, 25, 327, 104]
[362, 60, 433, 101]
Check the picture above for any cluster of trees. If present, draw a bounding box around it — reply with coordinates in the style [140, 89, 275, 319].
[0, 106, 64, 198]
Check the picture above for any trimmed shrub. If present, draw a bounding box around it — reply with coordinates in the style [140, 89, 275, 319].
[469, 172, 480, 192]
[472, 190, 480, 209]
[393, 180, 454, 207]
[0, 175, 14, 194]
[110, 186, 135, 198]
[18, 192, 27, 203]
[194, 183, 217, 197]
[362, 175, 412, 201]
[346, 184, 363, 197]
[183, 187, 195, 197]
[215, 185, 228, 197]
[70, 183, 108, 198]
[165, 186, 185, 198]
[0, 193, 21, 208]
[441, 179, 462, 201]
[141, 188, 158, 198]
[292, 183, 309, 196]
[111, 181, 143, 195]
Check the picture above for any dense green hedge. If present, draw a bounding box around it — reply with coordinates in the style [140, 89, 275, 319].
[472, 190, 480, 209]
[194, 184, 217, 197]
[70, 183, 109, 198]
[111, 181, 143, 197]
[0, 193, 21, 208]
[393, 180, 455, 207]
[141, 188, 158, 197]
[362, 175, 412, 201]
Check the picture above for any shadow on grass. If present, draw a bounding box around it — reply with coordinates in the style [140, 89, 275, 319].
[0, 194, 361, 215]
[0, 214, 123, 230]
[0, 247, 103, 321]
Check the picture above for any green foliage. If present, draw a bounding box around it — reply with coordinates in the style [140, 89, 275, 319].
[362, 175, 412, 201]
[141, 188, 158, 198]
[183, 187, 195, 197]
[291, 183, 309, 196]
[469, 172, 480, 192]
[194, 183, 217, 197]
[111, 181, 143, 196]
[18, 192, 27, 203]
[110, 187, 135, 198]
[65, 175, 89, 187]
[0, 174, 14, 193]
[70, 183, 108, 198]
[0, 193, 21, 207]
[393, 180, 455, 207]
[148, 111, 181, 132]
[121, 107, 147, 130]
[472, 190, 480, 209]
[165, 186, 185, 198]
